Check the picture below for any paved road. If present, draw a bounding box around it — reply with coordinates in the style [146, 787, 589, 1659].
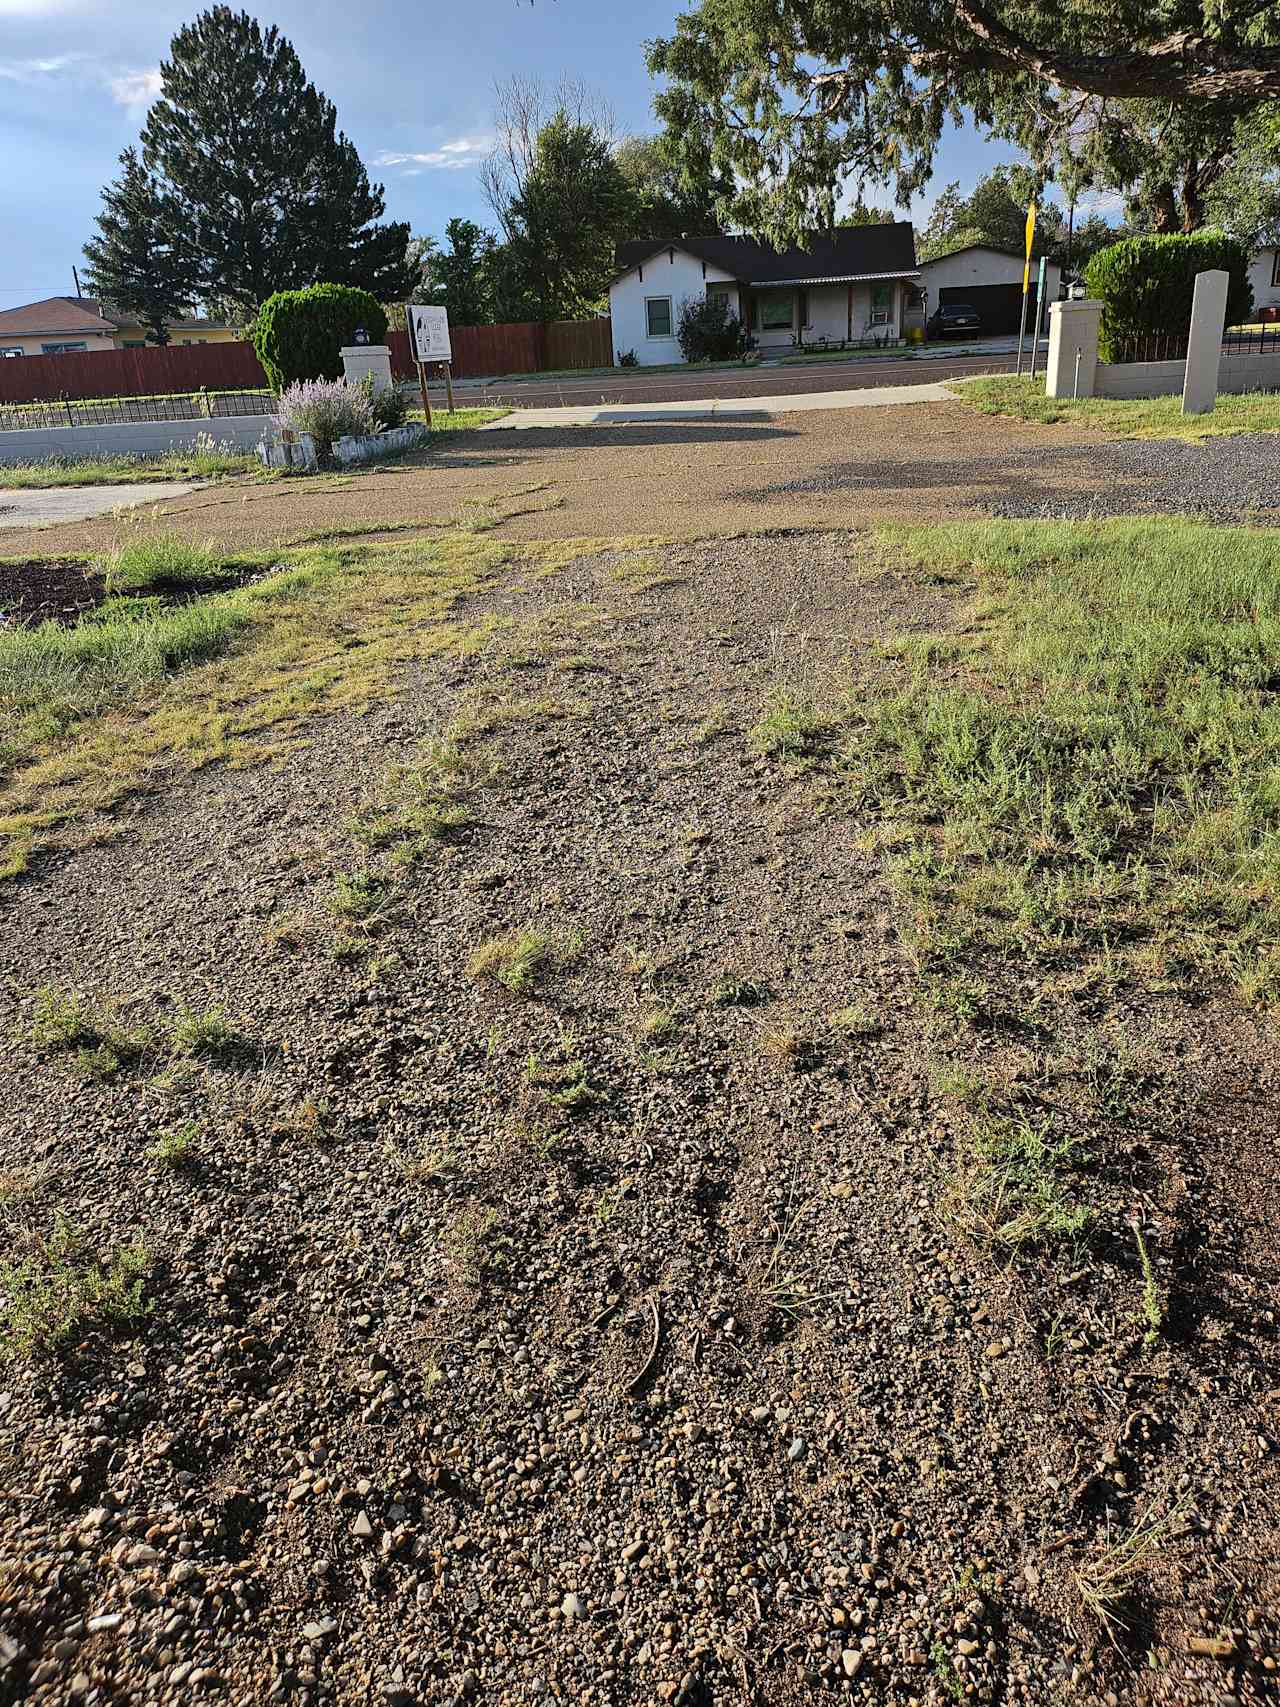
[457, 348, 1023, 409]
[0, 481, 195, 529]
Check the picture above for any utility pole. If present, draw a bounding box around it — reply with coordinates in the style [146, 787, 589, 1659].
[72, 264, 82, 299]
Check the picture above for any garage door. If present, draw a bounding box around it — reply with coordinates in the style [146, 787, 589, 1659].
[938, 282, 1041, 336]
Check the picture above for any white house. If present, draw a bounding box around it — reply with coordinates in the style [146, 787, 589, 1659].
[1247, 246, 1280, 317]
[608, 226, 921, 365]
[917, 244, 1064, 334]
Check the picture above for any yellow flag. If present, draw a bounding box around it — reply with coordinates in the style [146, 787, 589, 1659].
[1023, 202, 1037, 294]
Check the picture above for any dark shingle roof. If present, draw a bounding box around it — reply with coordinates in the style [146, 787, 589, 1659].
[614, 225, 918, 285]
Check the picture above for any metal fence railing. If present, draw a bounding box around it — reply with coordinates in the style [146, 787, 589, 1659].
[1107, 324, 1280, 366]
[1222, 324, 1280, 356]
[0, 389, 274, 433]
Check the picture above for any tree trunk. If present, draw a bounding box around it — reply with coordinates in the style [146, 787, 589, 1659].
[1149, 185, 1178, 233]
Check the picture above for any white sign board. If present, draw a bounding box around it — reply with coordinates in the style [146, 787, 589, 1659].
[409, 304, 451, 363]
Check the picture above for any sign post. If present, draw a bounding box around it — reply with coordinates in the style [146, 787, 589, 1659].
[1015, 202, 1036, 376]
[1028, 255, 1048, 382]
[408, 304, 453, 420]
[404, 303, 431, 428]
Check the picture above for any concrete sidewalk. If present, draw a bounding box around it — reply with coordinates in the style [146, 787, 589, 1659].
[480, 379, 959, 429]
[0, 481, 196, 529]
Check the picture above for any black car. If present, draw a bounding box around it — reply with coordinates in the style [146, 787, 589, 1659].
[927, 303, 982, 337]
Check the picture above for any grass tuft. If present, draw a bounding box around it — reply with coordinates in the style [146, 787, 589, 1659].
[0, 1217, 151, 1361]
[468, 929, 552, 994]
[945, 1114, 1093, 1252]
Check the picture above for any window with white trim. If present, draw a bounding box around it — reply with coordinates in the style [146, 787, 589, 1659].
[869, 284, 893, 326]
[41, 341, 88, 354]
[0, 347, 23, 358]
[645, 296, 673, 338]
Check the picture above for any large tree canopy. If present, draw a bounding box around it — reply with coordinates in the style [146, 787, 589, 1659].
[648, 0, 1280, 243]
[86, 7, 412, 318]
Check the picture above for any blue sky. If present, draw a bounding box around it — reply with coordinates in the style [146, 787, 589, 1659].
[0, 0, 1031, 305]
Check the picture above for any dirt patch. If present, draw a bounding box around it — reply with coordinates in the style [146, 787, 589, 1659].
[0, 558, 104, 629]
[0, 403, 1122, 562]
[1, 530, 1277, 1706]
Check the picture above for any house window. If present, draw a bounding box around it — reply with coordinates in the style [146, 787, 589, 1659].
[41, 341, 88, 354]
[645, 297, 673, 338]
[758, 290, 794, 331]
[869, 284, 893, 326]
[122, 340, 147, 349]
[1272, 250, 1280, 288]
[0, 347, 23, 358]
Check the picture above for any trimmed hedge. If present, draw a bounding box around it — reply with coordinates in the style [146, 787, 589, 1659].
[252, 284, 389, 393]
[1084, 233, 1253, 362]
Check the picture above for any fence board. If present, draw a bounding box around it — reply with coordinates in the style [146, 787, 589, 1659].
[0, 341, 267, 404]
[0, 315, 617, 404]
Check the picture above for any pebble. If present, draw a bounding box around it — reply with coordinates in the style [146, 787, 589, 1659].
[560, 1593, 585, 1620]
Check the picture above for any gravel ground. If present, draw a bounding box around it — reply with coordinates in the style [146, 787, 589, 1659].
[0, 404, 1121, 561]
[983, 432, 1280, 524]
[1, 532, 1278, 1707]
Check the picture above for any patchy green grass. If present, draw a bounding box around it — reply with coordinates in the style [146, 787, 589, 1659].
[0, 1217, 151, 1361]
[27, 986, 150, 1078]
[149, 1123, 200, 1171]
[0, 444, 261, 489]
[749, 694, 829, 761]
[0, 530, 535, 879]
[100, 533, 223, 594]
[469, 929, 553, 994]
[945, 1114, 1093, 1252]
[404, 406, 512, 434]
[953, 374, 1280, 441]
[835, 518, 1280, 1004]
[168, 1004, 241, 1058]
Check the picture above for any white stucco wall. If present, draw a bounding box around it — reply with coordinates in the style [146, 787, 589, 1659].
[0, 413, 271, 465]
[1246, 249, 1280, 314]
[609, 248, 738, 365]
[921, 248, 1062, 297]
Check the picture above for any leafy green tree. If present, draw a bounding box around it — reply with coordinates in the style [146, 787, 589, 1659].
[82, 147, 195, 343]
[647, 0, 1280, 245]
[916, 169, 1064, 262]
[839, 196, 898, 226]
[88, 7, 412, 318]
[1203, 113, 1280, 248]
[499, 113, 636, 320]
[424, 220, 501, 325]
[615, 134, 731, 240]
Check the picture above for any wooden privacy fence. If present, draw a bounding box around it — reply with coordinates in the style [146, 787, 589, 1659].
[0, 316, 615, 404]
[0, 341, 267, 404]
[389, 316, 613, 380]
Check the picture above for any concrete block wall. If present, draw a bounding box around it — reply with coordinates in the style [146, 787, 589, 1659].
[0, 413, 271, 466]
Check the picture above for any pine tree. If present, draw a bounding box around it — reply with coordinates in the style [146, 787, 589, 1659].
[82, 148, 194, 343]
[86, 7, 412, 318]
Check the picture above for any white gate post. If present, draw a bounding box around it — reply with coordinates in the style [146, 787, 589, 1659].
[1182, 269, 1229, 415]
[1045, 299, 1101, 399]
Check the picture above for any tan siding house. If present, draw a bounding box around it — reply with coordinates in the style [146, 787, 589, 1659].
[0, 296, 237, 358]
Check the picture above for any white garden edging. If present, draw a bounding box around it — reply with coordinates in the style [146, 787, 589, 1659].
[257, 420, 427, 472]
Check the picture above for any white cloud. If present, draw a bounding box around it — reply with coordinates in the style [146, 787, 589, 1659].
[374, 134, 495, 175]
[0, 51, 161, 110]
[107, 66, 162, 110]
[0, 53, 78, 81]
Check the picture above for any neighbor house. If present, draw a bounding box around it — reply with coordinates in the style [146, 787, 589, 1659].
[1247, 246, 1280, 318]
[608, 226, 921, 365]
[916, 244, 1064, 334]
[0, 296, 239, 357]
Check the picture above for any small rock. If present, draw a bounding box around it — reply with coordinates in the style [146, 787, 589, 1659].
[1188, 1636, 1236, 1660]
[983, 1343, 1006, 1360]
[841, 1649, 863, 1678]
[351, 1511, 374, 1540]
[561, 1592, 585, 1620]
[787, 1438, 806, 1461]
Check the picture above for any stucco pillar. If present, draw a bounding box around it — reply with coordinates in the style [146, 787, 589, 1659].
[1045, 300, 1102, 398]
[341, 345, 394, 393]
[1182, 269, 1229, 415]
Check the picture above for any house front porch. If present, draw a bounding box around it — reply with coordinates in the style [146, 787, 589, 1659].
[708, 278, 920, 350]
